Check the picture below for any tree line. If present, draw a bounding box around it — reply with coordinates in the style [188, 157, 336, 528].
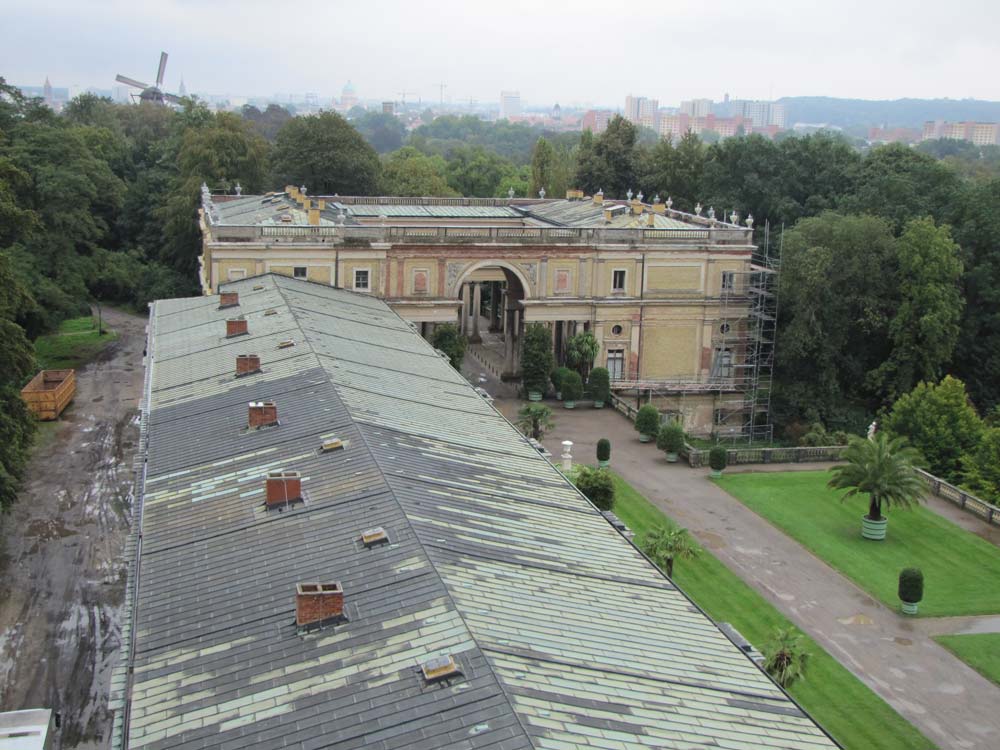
[2, 84, 1000, 510]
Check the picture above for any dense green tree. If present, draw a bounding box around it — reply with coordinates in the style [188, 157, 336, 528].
[529, 136, 556, 197]
[871, 218, 963, 400]
[445, 145, 517, 197]
[240, 103, 293, 142]
[521, 323, 555, 396]
[380, 147, 456, 196]
[962, 428, 1000, 504]
[352, 111, 406, 153]
[841, 143, 962, 231]
[949, 178, 1000, 411]
[642, 132, 706, 212]
[430, 323, 466, 370]
[773, 213, 897, 427]
[572, 466, 615, 511]
[270, 111, 380, 195]
[883, 376, 984, 482]
[574, 115, 638, 198]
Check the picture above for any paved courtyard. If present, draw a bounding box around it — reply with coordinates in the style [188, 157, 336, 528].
[491, 397, 1000, 750]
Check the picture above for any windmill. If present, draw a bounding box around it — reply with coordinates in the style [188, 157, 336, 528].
[116, 52, 183, 105]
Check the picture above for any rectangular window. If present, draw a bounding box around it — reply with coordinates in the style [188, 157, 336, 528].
[612, 269, 627, 292]
[607, 349, 625, 380]
[714, 347, 734, 378]
[721, 271, 735, 292]
[354, 269, 370, 291]
[555, 269, 571, 293]
[293, 266, 307, 279]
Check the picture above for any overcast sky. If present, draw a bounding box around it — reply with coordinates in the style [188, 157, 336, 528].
[4, 0, 999, 107]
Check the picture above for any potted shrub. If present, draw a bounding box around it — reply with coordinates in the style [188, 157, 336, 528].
[597, 438, 611, 468]
[561, 370, 584, 409]
[708, 445, 728, 478]
[589, 367, 610, 409]
[552, 366, 573, 400]
[828, 434, 925, 541]
[898, 568, 924, 615]
[899, 568, 924, 615]
[635, 404, 661, 443]
[657, 420, 685, 462]
[521, 323, 554, 401]
[572, 466, 615, 511]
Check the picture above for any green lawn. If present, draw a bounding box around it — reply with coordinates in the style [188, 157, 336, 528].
[934, 633, 1000, 687]
[34, 315, 118, 370]
[609, 471, 935, 750]
[715, 471, 1000, 617]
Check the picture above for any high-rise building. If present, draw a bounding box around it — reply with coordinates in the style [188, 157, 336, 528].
[723, 100, 785, 128]
[922, 120, 1000, 146]
[625, 95, 659, 129]
[500, 90, 521, 119]
[581, 109, 613, 133]
[680, 99, 713, 118]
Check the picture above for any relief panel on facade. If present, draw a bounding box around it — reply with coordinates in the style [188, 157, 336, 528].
[646, 264, 703, 292]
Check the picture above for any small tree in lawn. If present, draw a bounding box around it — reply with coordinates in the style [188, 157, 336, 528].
[827, 433, 925, 541]
[431, 323, 466, 371]
[641, 525, 700, 578]
[635, 404, 661, 442]
[596, 438, 611, 468]
[567, 331, 600, 378]
[898, 567, 924, 615]
[517, 403, 554, 440]
[589, 366, 610, 407]
[764, 627, 809, 689]
[560, 370, 584, 407]
[573, 466, 615, 511]
[521, 323, 554, 398]
[709, 445, 728, 477]
[657, 420, 686, 462]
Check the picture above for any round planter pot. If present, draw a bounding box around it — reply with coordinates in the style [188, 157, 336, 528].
[900, 600, 919, 616]
[709, 469, 722, 479]
[639, 434, 652, 443]
[598, 459, 610, 469]
[861, 515, 888, 541]
[593, 401, 605, 409]
[564, 401, 576, 409]
[665, 452, 679, 463]
[555, 392, 563, 401]
[527, 391, 542, 402]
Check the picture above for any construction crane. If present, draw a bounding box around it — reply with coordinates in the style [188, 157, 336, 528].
[433, 82, 447, 107]
[115, 51, 182, 105]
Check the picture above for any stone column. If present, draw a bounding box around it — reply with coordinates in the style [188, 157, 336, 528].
[460, 283, 470, 335]
[501, 289, 508, 335]
[470, 283, 482, 343]
[503, 303, 517, 379]
[489, 281, 501, 332]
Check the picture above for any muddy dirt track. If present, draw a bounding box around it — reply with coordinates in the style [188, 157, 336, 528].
[0, 307, 147, 749]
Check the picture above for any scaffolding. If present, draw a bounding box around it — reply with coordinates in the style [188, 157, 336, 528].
[606, 224, 781, 443]
[710, 223, 780, 443]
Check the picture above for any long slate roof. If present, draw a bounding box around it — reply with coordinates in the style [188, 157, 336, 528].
[123, 274, 839, 750]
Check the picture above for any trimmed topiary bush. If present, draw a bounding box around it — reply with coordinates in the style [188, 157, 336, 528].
[597, 438, 611, 468]
[588, 367, 610, 407]
[657, 420, 685, 462]
[635, 405, 661, 442]
[561, 370, 584, 407]
[552, 366, 574, 398]
[573, 466, 615, 511]
[708, 445, 727, 476]
[899, 568, 924, 604]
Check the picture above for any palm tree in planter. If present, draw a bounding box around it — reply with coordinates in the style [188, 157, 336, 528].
[588, 367, 610, 408]
[635, 404, 661, 443]
[657, 420, 686, 462]
[521, 323, 554, 401]
[596, 438, 611, 468]
[517, 403, 554, 440]
[708, 445, 728, 478]
[898, 567, 924, 615]
[827, 433, 925, 540]
[567, 331, 600, 379]
[561, 370, 584, 409]
[641, 525, 700, 578]
[763, 627, 809, 689]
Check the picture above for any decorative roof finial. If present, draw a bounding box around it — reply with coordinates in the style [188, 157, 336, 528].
[745, 213, 754, 228]
[637, 191, 644, 202]
[235, 182, 242, 196]
[730, 210, 739, 225]
[539, 187, 546, 199]
[626, 188, 633, 200]
[694, 202, 702, 216]
[300, 185, 307, 195]
[707, 206, 716, 221]
[666, 196, 673, 210]
[508, 186, 515, 199]
[653, 193, 660, 204]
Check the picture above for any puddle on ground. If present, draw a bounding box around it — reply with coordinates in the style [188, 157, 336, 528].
[894, 637, 913, 646]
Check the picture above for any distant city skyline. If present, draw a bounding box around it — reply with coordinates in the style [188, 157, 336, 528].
[4, 0, 1000, 107]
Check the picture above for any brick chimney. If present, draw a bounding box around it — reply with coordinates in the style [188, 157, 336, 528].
[248, 401, 277, 429]
[219, 291, 239, 309]
[295, 582, 344, 628]
[226, 317, 248, 337]
[236, 354, 261, 377]
[266, 470, 300, 506]
[647, 212, 656, 227]
[592, 189, 604, 206]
